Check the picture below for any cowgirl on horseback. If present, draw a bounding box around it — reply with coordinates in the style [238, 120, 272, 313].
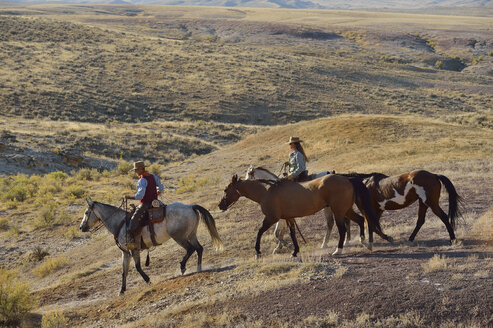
[285, 136, 309, 182]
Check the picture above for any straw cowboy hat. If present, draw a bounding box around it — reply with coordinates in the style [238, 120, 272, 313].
[287, 136, 303, 144]
[129, 161, 146, 171]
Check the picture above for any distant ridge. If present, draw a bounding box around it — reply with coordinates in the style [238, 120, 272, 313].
[1, 0, 492, 10]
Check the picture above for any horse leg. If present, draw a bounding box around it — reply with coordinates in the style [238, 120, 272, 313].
[174, 238, 196, 275]
[120, 251, 131, 295]
[321, 207, 334, 249]
[333, 214, 347, 255]
[344, 218, 351, 245]
[189, 236, 203, 272]
[255, 217, 277, 258]
[409, 200, 428, 242]
[346, 209, 368, 249]
[131, 250, 150, 284]
[429, 202, 457, 244]
[273, 221, 289, 254]
[286, 219, 300, 257]
[368, 209, 384, 250]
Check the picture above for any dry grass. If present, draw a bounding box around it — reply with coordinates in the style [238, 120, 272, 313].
[469, 207, 493, 243]
[422, 254, 449, 273]
[0, 6, 491, 129]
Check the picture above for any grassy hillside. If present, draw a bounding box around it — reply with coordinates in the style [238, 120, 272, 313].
[0, 5, 492, 127]
[1, 114, 492, 327]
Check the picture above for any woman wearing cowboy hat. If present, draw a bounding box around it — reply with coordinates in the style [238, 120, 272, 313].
[285, 136, 309, 182]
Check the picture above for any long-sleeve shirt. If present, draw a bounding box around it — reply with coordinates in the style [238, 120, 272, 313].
[134, 174, 164, 200]
[288, 150, 306, 178]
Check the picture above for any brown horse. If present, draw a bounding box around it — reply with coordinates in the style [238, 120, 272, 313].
[218, 174, 392, 257]
[345, 170, 463, 245]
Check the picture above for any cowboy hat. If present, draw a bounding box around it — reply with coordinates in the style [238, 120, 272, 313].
[286, 136, 303, 144]
[129, 161, 145, 171]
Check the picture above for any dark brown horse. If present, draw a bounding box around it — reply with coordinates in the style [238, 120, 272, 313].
[218, 174, 392, 257]
[345, 170, 463, 245]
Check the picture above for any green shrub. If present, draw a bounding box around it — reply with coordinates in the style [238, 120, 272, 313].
[0, 175, 39, 202]
[41, 311, 68, 328]
[46, 172, 68, 180]
[0, 269, 36, 325]
[147, 162, 164, 175]
[33, 257, 69, 278]
[176, 175, 218, 194]
[435, 60, 443, 69]
[33, 204, 56, 229]
[75, 168, 100, 181]
[65, 184, 87, 199]
[115, 160, 133, 176]
[64, 226, 81, 240]
[0, 217, 9, 231]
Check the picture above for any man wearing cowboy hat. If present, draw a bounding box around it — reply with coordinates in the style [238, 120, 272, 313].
[285, 136, 309, 182]
[124, 161, 165, 250]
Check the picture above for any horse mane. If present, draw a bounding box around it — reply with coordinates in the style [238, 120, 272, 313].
[254, 167, 278, 179]
[339, 172, 387, 182]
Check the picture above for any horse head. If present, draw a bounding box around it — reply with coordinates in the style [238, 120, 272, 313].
[245, 165, 255, 180]
[218, 174, 241, 211]
[80, 198, 100, 232]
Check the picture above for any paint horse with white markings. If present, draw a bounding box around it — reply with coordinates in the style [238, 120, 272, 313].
[245, 165, 359, 253]
[80, 198, 223, 295]
[353, 170, 463, 244]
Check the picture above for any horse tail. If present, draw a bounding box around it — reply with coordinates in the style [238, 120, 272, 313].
[193, 205, 224, 251]
[349, 178, 383, 235]
[436, 174, 464, 230]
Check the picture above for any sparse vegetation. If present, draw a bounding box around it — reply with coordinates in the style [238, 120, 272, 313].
[423, 254, 449, 272]
[0, 269, 36, 326]
[33, 256, 70, 278]
[0, 5, 491, 328]
[41, 311, 68, 328]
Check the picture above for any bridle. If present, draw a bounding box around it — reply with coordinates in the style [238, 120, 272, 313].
[85, 199, 126, 233]
[222, 183, 243, 210]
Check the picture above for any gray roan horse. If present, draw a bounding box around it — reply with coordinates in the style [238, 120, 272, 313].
[80, 198, 223, 295]
[245, 165, 363, 252]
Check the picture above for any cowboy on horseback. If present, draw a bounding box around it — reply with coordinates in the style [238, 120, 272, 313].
[124, 161, 164, 250]
[285, 136, 309, 182]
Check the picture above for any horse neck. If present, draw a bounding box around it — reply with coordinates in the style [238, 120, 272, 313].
[237, 180, 268, 204]
[94, 202, 126, 234]
[256, 168, 278, 181]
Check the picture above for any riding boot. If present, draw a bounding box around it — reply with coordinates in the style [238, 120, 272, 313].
[127, 204, 147, 250]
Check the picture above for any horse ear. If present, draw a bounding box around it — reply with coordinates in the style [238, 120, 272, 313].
[232, 174, 238, 182]
[86, 198, 93, 206]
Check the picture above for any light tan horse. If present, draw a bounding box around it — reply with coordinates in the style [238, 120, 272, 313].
[219, 174, 392, 257]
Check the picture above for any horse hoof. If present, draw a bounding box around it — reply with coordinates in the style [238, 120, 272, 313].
[450, 239, 461, 246]
[119, 291, 125, 296]
[367, 242, 373, 251]
[255, 253, 262, 260]
[387, 236, 394, 244]
[332, 248, 343, 255]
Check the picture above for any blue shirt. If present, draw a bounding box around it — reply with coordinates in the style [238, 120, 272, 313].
[134, 174, 164, 200]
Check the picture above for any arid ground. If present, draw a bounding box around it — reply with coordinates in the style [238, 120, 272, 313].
[0, 5, 492, 328]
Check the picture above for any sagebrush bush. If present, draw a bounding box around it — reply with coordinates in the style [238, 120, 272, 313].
[116, 160, 133, 176]
[41, 311, 68, 328]
[33, 256, 69, 278]
[64, 184, 87, 199]
[176, 175, 218, 194]
[0, 217, 8, 231]
[0, 269, 36, 325]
